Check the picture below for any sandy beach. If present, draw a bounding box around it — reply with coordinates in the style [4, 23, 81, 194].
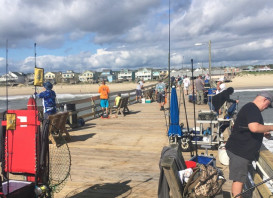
[0, 81, 156, 96]
[0, 74, 273, 96]
[224, 74, 273, 89]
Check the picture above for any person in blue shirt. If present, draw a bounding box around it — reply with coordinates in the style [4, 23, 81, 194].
[35, 81, 57, 119]
[155, 79, 167, 111]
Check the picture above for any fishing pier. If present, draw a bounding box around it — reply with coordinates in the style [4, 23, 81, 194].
[1, 86, 273, 198]
[52, 86, 234, 198]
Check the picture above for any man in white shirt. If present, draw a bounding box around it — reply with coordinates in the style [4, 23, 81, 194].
[183, 75, 190, 95]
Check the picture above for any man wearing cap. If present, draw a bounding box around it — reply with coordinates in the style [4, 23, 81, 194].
[225, 91, 273, 198]
[216, 77, 226, 94]
[35, 81, 57, 119]
[194, 75, 205, 105]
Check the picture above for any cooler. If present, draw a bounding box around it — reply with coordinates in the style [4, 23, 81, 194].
[1, 110, 40, 175]
[189, 155, 215, 167]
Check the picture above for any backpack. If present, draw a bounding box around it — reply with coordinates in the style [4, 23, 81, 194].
[183, 164, 226, 198]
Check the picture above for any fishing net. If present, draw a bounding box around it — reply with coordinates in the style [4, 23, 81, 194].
[40, 118, 71, 197]
[48, 135, 71, 194]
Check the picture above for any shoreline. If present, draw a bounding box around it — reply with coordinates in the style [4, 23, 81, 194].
[0, 74, 273, 97]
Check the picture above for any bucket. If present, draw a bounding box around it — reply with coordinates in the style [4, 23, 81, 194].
[141, 98, 145, 103]
[218, 143, 229, 166]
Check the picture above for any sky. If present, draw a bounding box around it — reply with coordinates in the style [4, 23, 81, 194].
[0, 0, 273, 75]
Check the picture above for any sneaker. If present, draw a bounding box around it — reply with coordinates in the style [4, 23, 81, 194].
[160, 106, 165, 111]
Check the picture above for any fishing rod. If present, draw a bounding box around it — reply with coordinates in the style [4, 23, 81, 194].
[34, 43, 40, 187]
[181, 85, 194, 155]
[236, 95, 239, 113]
[234, 175, 273, 198]
[181, 86, 190, 133]
[191, 59, 198, 157]
[163, 106, 169, 133]
[5, 39, 10, 195]
[178, 86, 182, 120]
[167, 0, 171, 126]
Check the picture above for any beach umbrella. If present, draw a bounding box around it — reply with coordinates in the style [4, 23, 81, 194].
[168, 87, 182, 137]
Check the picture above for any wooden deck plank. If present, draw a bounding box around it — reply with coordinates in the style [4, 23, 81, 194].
[54, 89, 233, 198]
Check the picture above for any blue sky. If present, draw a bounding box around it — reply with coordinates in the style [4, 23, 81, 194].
[1, 0, 273, 75]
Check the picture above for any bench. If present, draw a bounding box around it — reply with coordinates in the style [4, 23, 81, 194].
[48, 112, 70, 144]
[160, 144, 224, 198]
[110, 97, 129, 116]
[160, 144, 185, 198]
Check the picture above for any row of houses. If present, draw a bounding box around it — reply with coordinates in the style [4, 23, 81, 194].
[1, 65, 270, 85]
[0, 68, 168, 85]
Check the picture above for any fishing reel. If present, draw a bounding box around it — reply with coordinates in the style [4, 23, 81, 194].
[35, 185, 51, 197]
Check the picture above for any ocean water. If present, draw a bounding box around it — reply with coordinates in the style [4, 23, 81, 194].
[0, 93, 98, 111]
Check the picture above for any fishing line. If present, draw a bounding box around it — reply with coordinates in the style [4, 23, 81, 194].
[191, 59, 198, 157]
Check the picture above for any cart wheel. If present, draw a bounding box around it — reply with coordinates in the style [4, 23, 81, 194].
[181, 138, 192, 152]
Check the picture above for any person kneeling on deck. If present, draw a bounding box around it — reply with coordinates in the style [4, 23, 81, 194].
[98, 80, 110, 117]
[225, 91, 273, 198]
[211, 87, 238, 116]
[35, 81, 56, 119]
[155, 79, 167, 111]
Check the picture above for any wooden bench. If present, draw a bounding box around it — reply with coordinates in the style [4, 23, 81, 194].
[48, 112, 70, 144]
[110, 97, 129, 116]
[160, 144, 224, 198]
[160, 144, 186, 198]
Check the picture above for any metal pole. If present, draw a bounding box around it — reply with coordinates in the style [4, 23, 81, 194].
[6, 40, 8, 111]
[182, 56, 184, 71]
[191, 59, 198, 157]
[208, 40, 212, 86]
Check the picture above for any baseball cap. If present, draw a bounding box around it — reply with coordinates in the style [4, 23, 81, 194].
[43, 81, 53, 90]
[258, 91, 273, 108]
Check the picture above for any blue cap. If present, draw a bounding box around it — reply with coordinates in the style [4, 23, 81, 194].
[43, 81, 53, 90]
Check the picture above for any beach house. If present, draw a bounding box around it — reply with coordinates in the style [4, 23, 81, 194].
[136, 68, 153, 81]
[118, 69, 135, 81]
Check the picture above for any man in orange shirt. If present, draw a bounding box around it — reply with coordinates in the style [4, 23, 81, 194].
[98, 80, 110, 116]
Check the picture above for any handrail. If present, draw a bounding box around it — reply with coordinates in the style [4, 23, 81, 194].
[0, 84, 156, 122]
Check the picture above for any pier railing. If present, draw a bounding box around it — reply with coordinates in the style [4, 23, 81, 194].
[58, 84, 156, 125]
[245, 145, 273, 197]
[0, 84, 156, 123]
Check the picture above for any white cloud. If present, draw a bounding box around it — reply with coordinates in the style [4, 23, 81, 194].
[1, 0, 273, 75]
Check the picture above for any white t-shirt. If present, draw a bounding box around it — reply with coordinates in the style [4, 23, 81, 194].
[136, 84, 141, 90]
[183, 78, 190, 87]
[216, 83, 226, 94]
